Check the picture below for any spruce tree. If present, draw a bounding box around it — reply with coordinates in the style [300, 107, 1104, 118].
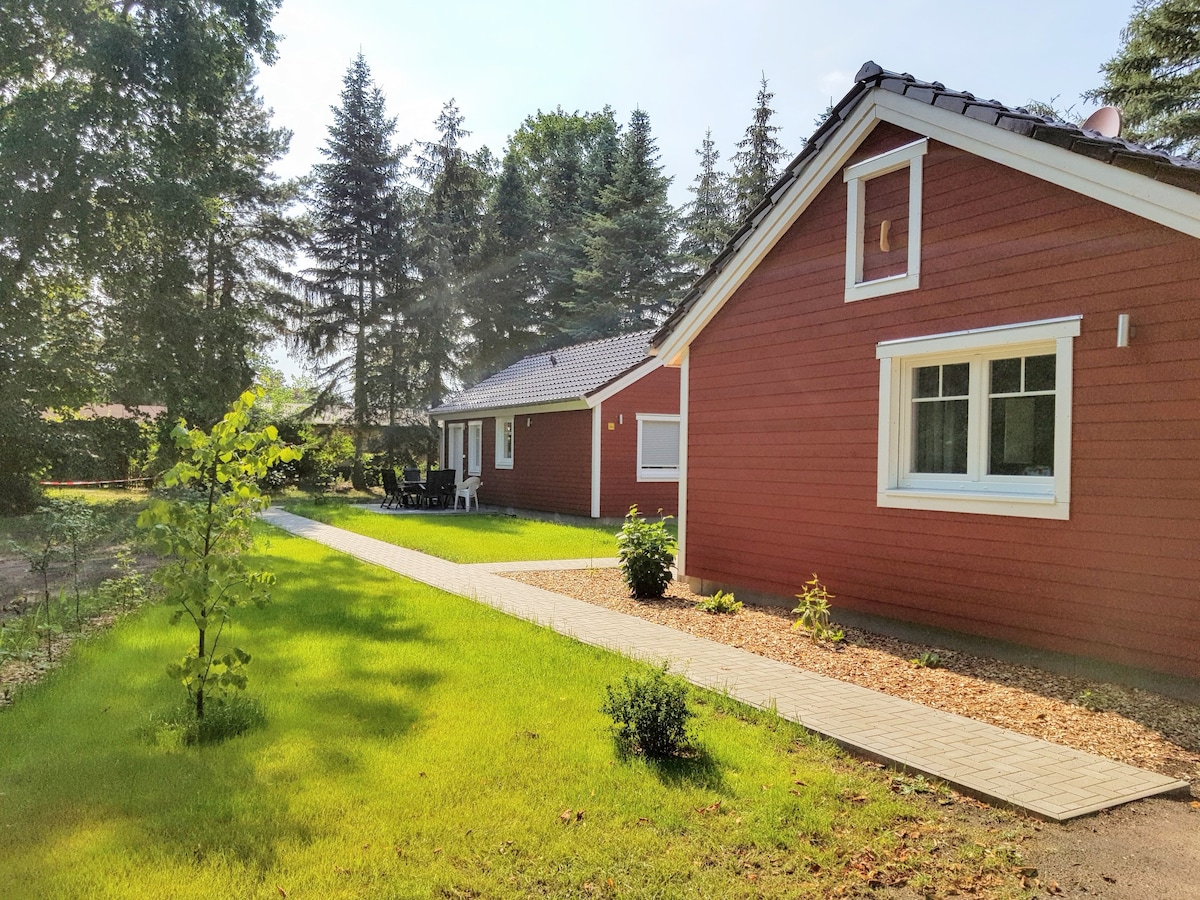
[467, 149, 539, 381]
[1089, 0, 1200, 157]
[412, 99, 489, 408]
[679, 128, 734, 275]
[305, 53, 402, 489]
[572, 108, 680, 338]
[730, 75, 786, 223]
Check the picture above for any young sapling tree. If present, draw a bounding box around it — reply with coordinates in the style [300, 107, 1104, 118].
[139, 390, 301, 721]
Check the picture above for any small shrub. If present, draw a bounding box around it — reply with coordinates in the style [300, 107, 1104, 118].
[792, 574, 844, 643]
[1074, 689, 1111, 713]
[616, 506, 676, 599]
[696, 590, 742, 615]
[146, 694, 267, 747]
[601, 665, 694, 758]
[910, 650, 944, 669]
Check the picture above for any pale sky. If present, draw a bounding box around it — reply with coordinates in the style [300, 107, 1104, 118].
[259, 0, 1138, 377]
[256, 0, 1136, 205]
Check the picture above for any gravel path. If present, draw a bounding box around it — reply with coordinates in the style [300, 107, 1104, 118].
[504, 568, 1200, 793]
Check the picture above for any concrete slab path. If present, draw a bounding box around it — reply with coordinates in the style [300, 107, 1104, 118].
[263, 508, 1189, 822]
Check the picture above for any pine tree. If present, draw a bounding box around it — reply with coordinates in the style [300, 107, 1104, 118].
[679, 128, 734, 275]
[305, 53, 402, 488]
[730, 75, 786, 222]
[1089, 0, 1200, 157]
[572, 108, 680, 338]
[412, 99, 489, 407]
[466, 148, 539, 381]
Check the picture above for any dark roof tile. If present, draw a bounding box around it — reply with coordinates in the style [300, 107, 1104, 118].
[431, 330, 656, 416]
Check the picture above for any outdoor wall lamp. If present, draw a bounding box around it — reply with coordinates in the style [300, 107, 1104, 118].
[1117, 313, 1133, 348]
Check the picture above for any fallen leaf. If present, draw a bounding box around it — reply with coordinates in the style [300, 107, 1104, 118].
[276, 887, 287, 898]
[559, 809, 572, 823]
[575, 809, 585, 822]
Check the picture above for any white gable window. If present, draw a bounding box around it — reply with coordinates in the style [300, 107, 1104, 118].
[467, 420, 483, 476]
[495, 416, 514, 469]
[876, 316, 1080, 519]
[637, 414, 680, 482]
[844, 138, 927, 302]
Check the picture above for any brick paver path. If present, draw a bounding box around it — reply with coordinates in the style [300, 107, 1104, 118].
[264, 508, 1189, 821]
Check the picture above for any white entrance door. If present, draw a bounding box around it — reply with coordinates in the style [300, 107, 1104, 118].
[446, 423, 465, 480]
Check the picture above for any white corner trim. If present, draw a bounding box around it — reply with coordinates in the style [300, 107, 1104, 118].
[586, 357, 664, 407]
[591, 404, 602, 518]
[676, 349, 689, 577]
[872, 90, 1200, 240]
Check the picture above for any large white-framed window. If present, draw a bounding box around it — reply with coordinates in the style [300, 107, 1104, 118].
[467, 420, 482, 476]
[844, 138, 927, 302]
[494, 415, 514, 469]
[876, 316, 1081, 519]
[636, 414, 680, 482]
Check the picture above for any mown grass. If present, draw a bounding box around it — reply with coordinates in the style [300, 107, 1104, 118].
[0, 528, 1027, 898]
[281, 500, 622, 562]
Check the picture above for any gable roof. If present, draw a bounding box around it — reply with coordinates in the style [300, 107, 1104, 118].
[430, 330, 658, 417]
[651, 61, 1200, 365]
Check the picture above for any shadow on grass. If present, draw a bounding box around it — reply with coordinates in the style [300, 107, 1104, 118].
[612, 742, 730, 795]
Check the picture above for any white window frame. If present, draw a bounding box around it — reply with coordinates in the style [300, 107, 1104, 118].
[467, 420, 482, 476]
[494, 415, 514, 469]
[844, 138, 927, 302]
[876, 316, 1081, 519]
[636, 414, 680, 482]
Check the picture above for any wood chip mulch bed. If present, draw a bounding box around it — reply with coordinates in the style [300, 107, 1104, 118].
[504, 568, 1200, 792]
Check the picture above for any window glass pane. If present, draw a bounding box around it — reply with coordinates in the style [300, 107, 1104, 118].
[989, 395, 1055, 475]
[1025, 354, 1056, 392]
[990, 357, 1021, 394]
[912, 399, 968, 473]
[941, 362, 970, 397]
[914, 366, 941, 398]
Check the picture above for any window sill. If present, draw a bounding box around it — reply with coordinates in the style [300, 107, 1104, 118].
[637, 470, 680, 483]
[494, 461, 513, 470]
[845, 271, 920, 302]
[877, 488, 1068, 520]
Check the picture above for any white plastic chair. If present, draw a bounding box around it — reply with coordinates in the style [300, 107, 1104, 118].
[454, 476, 481, 511]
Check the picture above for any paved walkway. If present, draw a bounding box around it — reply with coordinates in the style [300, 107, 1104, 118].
[263, 508, 1189, 822]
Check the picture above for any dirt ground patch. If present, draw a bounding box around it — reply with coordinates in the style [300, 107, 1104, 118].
[506, 568, 1200, 899]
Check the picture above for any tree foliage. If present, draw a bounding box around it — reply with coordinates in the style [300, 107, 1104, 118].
[139, 389, 300, 721]
[572, 108, 680, 337]
[680, 128, 734, 275]
[1090, 0, 1200, 156]
[730, 75, 786, 223]
[0, 0, 291, 510]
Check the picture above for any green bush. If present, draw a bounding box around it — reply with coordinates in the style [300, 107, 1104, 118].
[601, 665, 694, 759]
[791, 573, 844, 643]
[616, 506, 676, 599]
[695, 590, 742, 615]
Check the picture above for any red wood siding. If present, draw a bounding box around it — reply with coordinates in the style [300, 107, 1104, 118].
[861, 166, 909, 281]
[684, 121, 1200, 678]
[598, 364, 681, 518]
[443, 410, 592, 516]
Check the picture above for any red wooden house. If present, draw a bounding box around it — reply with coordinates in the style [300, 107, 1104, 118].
[431, 330, 679, 519]
[651, 63, 1200, 680]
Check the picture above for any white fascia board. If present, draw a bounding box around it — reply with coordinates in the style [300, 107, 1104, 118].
[871, 90, 1200, 239]
[586, 357, 663, 407]
[432, 398, 589, 424]
[654, 104, 884, 367]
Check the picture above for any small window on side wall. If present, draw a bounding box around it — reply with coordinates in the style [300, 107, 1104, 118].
[637, 414, 680, 482]
[495, 416, 514, 469]
[467, 420, 482, 476]
[844, 138, 927, 302]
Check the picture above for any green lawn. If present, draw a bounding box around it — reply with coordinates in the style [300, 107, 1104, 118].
[0, 528, 1026, 898]
[281, 499, 625, 562]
